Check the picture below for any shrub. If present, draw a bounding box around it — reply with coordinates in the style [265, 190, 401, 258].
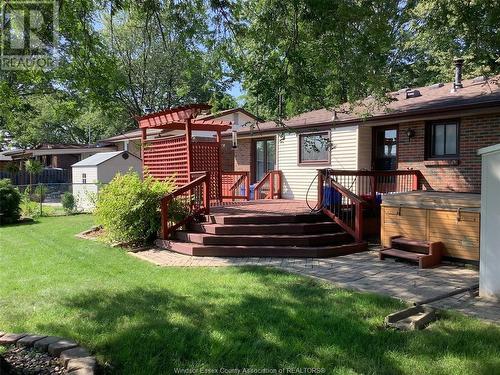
[20, 190, 40, 219]
[0, 179, 21, 225]
[61, 192, 76, 214]
[95, 171, 175, 244]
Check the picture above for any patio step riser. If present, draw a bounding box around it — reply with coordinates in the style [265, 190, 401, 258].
[175, 232, 352, 246]
[208, 214, 328, 225]
[189, 222, 343, 235]
[391, 237, 430, 254]
[156, 240, 368, 258]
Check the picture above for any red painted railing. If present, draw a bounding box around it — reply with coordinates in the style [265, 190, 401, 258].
[321, 179, 365, 242]
[160, 172, 210, 239]
[318, 169, 423, 242]
[254, 170, 282, 200]
[221, 171, 250, 201]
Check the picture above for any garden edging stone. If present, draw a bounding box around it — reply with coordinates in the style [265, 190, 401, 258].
[0, 331, 97, 374]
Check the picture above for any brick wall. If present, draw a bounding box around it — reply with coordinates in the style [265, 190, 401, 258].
[398, 112, 500, 192]
[234, 138, 252, 179]
[220, 140, 235, 172]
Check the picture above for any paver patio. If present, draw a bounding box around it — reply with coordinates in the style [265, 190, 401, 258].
[131, 246, 500, 324]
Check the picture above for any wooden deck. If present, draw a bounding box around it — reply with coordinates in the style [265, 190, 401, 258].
[210, 200, 313, 217]
[156, 199, 368, 258]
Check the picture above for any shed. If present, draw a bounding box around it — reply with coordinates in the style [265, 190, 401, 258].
[478, 143, 500, 300]
[71, 151, 142, 211]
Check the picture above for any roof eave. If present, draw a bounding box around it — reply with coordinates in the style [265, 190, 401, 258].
[223, 98, 500, 137]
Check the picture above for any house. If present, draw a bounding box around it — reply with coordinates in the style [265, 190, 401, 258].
[4, 143, 118, 170]
[71, 151, 142, 211]
[103, 107, 260, 172]
[0, 151, 12, 171]
[0, 143, 119, 185]
[223, 63, 500, 201]
[201, 60, 499, 262]
[137, 62, 500, 262]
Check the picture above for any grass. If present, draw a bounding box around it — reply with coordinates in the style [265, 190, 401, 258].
[1, 216, 500, 374]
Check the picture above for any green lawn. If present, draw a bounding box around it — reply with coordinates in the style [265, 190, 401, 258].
[1, 216, 500, 374]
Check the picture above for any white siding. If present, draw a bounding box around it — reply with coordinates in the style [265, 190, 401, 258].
[72, 166, 98, 184]
[72, 166, 99, 212]
[97, 154, 142, 183]
[357, 125, 372, 170]
[277, 125, 359, 201]
[71, 154, 142, 212]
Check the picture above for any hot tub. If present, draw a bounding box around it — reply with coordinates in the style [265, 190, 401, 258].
[381, 191, 480, 261]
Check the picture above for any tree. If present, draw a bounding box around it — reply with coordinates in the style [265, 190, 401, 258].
[218, 0, 402, 119]
[392, 0, 500, 87]
[0, 0, 236, 147]
[24, 159, 43, 192]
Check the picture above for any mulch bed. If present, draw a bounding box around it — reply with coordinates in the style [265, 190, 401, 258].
[0, 346, 66, 375]
[76, 226, 152, 253]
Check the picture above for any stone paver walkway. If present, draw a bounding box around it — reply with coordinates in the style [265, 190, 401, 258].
[131, 246, 500, 324]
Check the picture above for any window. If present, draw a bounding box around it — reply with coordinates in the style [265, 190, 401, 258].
[427, 120, 459, 158]
[82, 173, 87, 184]
[299, 132, 330, 164]
[254, 138, 276, 182]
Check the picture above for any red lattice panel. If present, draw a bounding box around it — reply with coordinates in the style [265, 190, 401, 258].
[143, 135, 189, 187]
[192, 142, 220, 200]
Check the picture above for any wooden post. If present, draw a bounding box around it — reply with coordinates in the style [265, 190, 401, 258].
[317, 170, 324, 208]
[277, 171, 282, 199]
[245, 172, 250, 201]
[216, 131, 222, 203]
[270, 171, 275, 199]
[355, 202, 364, 242]
[185, 119, 193, 183]
[204, 172, 210, 215]
[412, 172, 419, 190]
[370, 175, 377, 203]
[141, 128, 147, 177]
[161, 198, 169, 240]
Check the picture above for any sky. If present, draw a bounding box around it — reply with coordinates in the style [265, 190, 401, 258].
[228, 81, 245, 104]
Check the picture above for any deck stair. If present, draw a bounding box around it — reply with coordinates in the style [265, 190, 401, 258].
[156, 212, 368, 257]
[379, 236, 443, 268]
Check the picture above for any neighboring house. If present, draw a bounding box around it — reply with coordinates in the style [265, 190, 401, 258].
[4, 143, 117, 170]
[224, 67, 500, 201]
[102, 107, 260, 172]
[71, 151, 142, 211]
[0, 151, 12, 171]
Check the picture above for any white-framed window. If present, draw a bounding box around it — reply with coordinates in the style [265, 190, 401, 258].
[298, 132, 331, 165]
[82, 173, 87, 184]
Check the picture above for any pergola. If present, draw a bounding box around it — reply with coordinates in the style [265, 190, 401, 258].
[136, 104, 232, 200]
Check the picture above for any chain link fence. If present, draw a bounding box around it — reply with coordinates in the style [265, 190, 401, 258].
[15, 183, 103, 216]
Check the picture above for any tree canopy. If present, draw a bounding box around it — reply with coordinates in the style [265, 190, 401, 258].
[0, 0, 498, 148]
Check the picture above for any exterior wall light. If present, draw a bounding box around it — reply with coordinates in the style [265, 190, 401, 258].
[406, 128, 416, 142]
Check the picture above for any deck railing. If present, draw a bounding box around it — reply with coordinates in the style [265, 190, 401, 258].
[221, 171, 250, 201]
[318, 169, 423, 242]
[160, 172, 210, 239]
[254, 170, 282, 200]
[319, 169, 422, 205]
[321, 179, 365, 242]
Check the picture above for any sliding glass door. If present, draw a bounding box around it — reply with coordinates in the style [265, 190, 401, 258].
[255, 138, 276, 182]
